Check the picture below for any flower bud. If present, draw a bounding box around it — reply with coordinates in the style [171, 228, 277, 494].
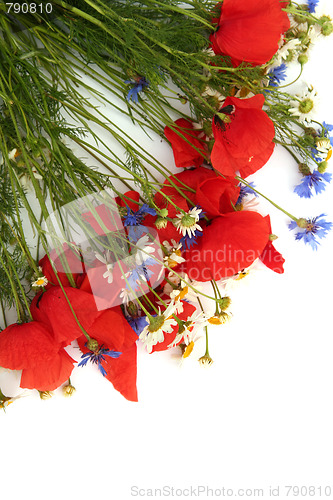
[298, 53, 308, 65]
[321, 20, 333, 36]
[202, 120, 213, 137]
[87, 338, 99, 352]
[296, 217, 308, 228]
[159, 208, 168, 218]
[198, 354, 213, 367]
[269, 234, 278, 241]
[62, 383, 76, 398]
[39, 391, 53, 400]
[155, 217, 168, 229]
[219, 296, 231, 311]
[298, 163, 311, 175]
[318, 161, 328, 173]
[127, 300, 139, 317]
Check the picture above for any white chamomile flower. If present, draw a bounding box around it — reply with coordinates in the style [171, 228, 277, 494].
[119, 287, 136, 305]
[273, 38, 302, 66]
[134, 234, 155, 266]
[95, 250, 114, 284]
[289, 86, 319, 124]
[31, 276, 48, 288]
[315, 137, 332, 161]
[168, 309, 208, 349]
[158, 239, 185, 280]
[139, 302, 177, 353]
[173, 207, 203, 238]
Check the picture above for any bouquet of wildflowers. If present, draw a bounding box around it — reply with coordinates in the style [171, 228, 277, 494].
[0, 0, 332, 409]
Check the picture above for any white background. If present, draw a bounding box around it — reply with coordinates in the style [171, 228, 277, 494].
[2, 5, 333, 500]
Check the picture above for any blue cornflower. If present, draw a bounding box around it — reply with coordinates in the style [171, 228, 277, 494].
[124, 261, 156, 291]
[123, 203, 156, 242]
[125, 77, 149, 103]
[236, 182, 258, 205]
[294, 170, 332, 198]
[307, 0, 319, 13]
[268, 64, 287, 87]
[288, 214, 333, 250]
[126, 315, 148, 336]
[123, 204, 156, 227]
[180, 228, 203, 250]
[78, 344, 122, 377]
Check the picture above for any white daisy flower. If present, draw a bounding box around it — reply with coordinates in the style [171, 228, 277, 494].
[273, 38, 302, 66]
[134, 234, 155, 266]
[158, 239, 185, 280]
[289, 86, 319, 124]
[95, 250, 114, 284]
[119, 287, 136, 305]
[168, 309, 208, 349]
[139, 302, 177, 353]
[315, 137, 332, 161]
[173, 207, 203, 238]
[32, 276, 48, 288]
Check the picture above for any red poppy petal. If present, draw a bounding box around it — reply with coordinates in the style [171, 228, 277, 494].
[31, 287, 100, 346]
[260, 241, 285, 273]
[0, 322, 58, 370]
[81, 203, 123, 236]
[119, 191, 141, 211]
[212, 0, 290, 66]
[20, 349, 75, 391]
[196, 176, 240, 217]
[184, 212, 270, 280]
[89, 306, 138, 351]
[164, 118, 206, 169]
[103, 344, 138, 402]
[39, 248, 84, 289]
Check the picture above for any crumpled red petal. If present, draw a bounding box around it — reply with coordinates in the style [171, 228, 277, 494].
[210, 0, 290, 66]
[0, 322, 59, 370]
[20, 349, 76, 392]
[164, 118, 206, 169]
[183, 211, 270, 280]
[103, 343, 138, 402]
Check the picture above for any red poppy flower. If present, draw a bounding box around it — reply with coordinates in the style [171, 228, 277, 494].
[0, 322, 76, 392]
[211, 95, 275, 178]
[209, 0, 290, 66]
[181, 211, 270, 281]
[146, 167, 240, 243]
[76, 308, 138, 401]
[0, 285, 139, 397]
[164, 118, 207, 169]
[39, 244, 85, 289]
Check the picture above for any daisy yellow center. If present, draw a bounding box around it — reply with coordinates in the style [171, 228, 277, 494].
[34, 278, 46, 286]
[208, 316, 223, 325]
[183, 341, 194, 359]
[168, 249, 182, 268]
[178, 285, 188, 300]
[299, 98, 314, 114]
[235, 271, 249, 280]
